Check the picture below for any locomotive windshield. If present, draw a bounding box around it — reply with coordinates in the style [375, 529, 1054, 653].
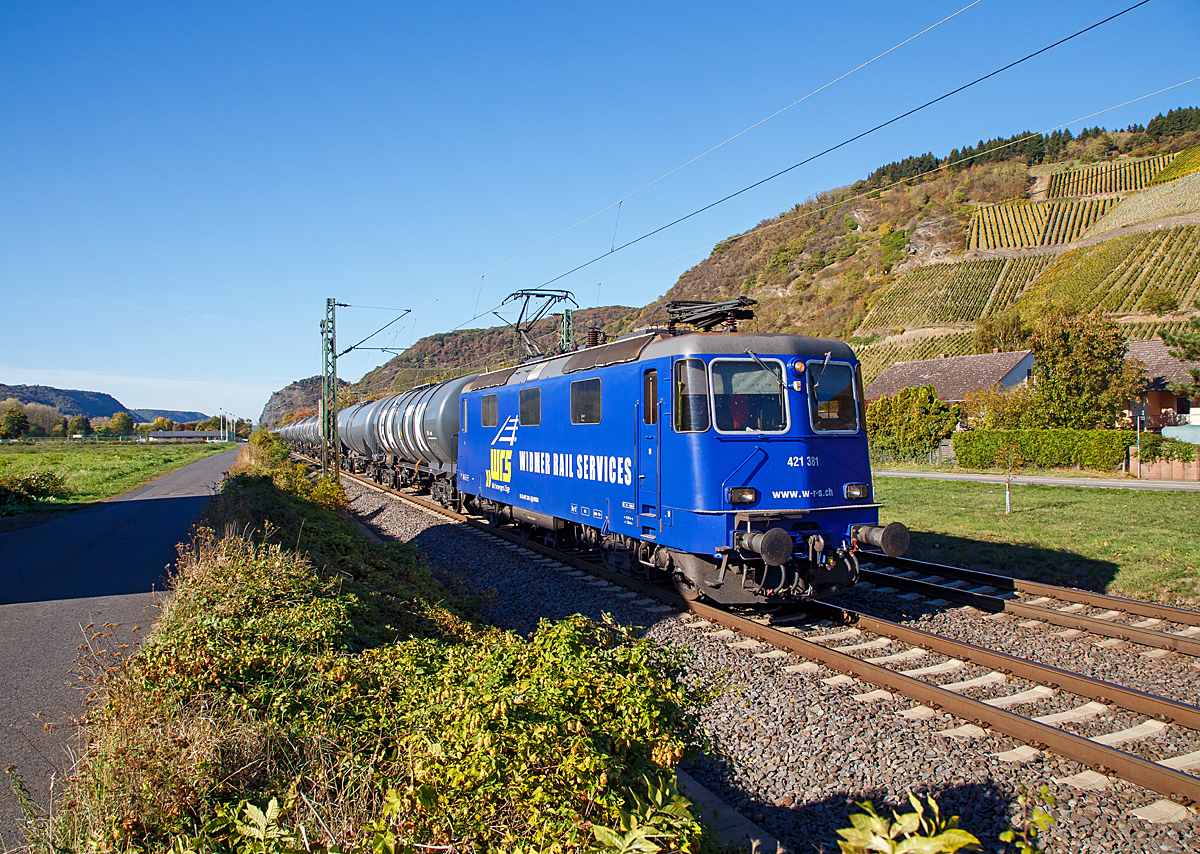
[807, 361, 860, 433]
[711, 359, 787, 433]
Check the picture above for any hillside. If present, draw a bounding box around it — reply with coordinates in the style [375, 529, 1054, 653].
[353, 305, 631, 396]
[263, 107, 1200, 417]
[612, 117, 1199, 341]
[0, 384, 130, 419]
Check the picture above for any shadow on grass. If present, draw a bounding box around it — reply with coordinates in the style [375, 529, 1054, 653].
[903, 531, 1120, 593]
[686, 754, 1016, 853]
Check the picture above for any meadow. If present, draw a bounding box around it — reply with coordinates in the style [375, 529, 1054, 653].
[0, 441, 230, 515]
[875, 475, 1200, 606]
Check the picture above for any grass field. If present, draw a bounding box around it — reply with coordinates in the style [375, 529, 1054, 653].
[874, 476, 1200, 606]
[0, 441, 230, 515]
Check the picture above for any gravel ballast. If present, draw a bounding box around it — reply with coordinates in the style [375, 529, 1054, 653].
[342, 478, 1199, 853]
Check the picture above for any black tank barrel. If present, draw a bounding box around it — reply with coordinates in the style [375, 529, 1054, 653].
[853, 522, 910, 557]
[736, 527, 794, 566]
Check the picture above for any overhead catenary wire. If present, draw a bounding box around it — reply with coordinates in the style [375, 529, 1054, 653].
[534, 0, 1154, 290]
[560, 73, 1200, 322]
[337, 309, 411, 358]
[394, 2, 987, 330]
[351, 73, 1199, 392]
[675, 73, 1200, 264]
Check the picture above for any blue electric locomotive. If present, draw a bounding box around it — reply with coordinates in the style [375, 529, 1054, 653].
[277, 303, 909, 605]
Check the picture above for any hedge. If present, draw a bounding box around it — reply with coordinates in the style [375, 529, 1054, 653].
[952, 429, 1136, 471]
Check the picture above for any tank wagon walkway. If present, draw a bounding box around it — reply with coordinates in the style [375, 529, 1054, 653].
[876, 469, 1200, 492]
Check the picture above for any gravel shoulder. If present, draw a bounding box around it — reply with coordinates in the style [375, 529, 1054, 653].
[342, 478, 1198, 854]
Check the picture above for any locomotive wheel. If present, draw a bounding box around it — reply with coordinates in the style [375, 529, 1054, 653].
[672, 575, 702, 601]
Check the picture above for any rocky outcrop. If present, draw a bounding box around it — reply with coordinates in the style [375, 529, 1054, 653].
[259, 376, 347, 428]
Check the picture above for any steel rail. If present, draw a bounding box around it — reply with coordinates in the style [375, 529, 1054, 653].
[855, 568, 1200, 658]
[807, 600, 1200, 732]
[307, 455, 1200, 803]
[691, 598, 1200, 804]
[863, 552, 1200, 627]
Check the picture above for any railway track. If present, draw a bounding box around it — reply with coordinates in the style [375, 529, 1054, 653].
[310, 456, 1200, 810]
[855, 553, 1200, 658]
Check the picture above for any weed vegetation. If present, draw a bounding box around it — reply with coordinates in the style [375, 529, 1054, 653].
[0, 442, 228, 516]
[875, 476, 1200, 605]
[33, 432, 708, 853]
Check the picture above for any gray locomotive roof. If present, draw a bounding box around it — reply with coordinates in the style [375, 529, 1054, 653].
[463, 331, 857, 391]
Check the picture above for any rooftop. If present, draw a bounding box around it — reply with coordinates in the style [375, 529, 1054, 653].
[864, 350, 1033, 402]
[1125, 337, 1200, 390]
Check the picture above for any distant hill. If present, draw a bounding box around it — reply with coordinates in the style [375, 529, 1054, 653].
[131, 409, 209, 423]
[259, 376, 349, 428]
[0, 384, 130, 418]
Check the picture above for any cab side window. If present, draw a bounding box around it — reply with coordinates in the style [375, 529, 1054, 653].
[481, 394, 498, 428]
[643, 369, 658, 425]
[674, 358, 710, 432]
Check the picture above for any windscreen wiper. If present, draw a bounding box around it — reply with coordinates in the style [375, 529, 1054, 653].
[745, 349, 786, 396]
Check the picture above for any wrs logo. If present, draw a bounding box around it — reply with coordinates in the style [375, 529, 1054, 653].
[487, 449, 512, 487]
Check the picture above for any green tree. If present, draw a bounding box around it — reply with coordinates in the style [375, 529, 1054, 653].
[866, 385, 960, 459]
[149, 416, 174, 432]
[1, 406, 30, 439]
[1163, 316, 1200, 403]
[107, 412, 135, 435]
[51, 416, 68, 437]
[67, 415, 94, 436]
[973, 308, 1030, 354]
[1029, 313, 1146, 429]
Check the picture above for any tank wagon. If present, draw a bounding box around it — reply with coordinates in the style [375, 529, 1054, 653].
[277, 306, 909, 605]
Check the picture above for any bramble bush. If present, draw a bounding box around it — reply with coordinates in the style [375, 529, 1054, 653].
[39, 432, 707, 853]
[0, 468, 72, 514]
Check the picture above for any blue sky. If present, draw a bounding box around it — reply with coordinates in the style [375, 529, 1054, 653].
[2, 1, 1198, 420]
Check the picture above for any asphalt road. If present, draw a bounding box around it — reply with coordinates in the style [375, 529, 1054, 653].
[0, 447, 239, 850]
[875, 469, 1200, 492]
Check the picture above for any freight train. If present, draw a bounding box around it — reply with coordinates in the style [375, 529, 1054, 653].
[276, 300, 909, 605]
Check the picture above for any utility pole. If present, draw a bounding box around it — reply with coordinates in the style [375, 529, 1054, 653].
[559, 307, 574, 354]
[317, 298, 410, 474]
[320, 298, 339, 476]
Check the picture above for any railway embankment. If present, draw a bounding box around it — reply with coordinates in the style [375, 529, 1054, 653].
[31, 433, 708, 853]
[338, 476, 1198, 854]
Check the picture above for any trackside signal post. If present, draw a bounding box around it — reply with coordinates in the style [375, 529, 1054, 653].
[320, 298, 339, 475]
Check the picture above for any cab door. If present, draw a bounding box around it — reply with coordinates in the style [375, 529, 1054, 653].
[637, 368, 660, 531]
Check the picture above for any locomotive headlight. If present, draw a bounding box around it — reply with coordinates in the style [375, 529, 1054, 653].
[728, 486, 759, 505]
[844, 483, 870, 500]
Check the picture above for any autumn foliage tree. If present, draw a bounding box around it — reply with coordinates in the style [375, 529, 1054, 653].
[1028, 312, 1145, 429]
[107, 412, 135, 435]
[962, 382, 1043, 429]
[1, 406, 30, 439]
